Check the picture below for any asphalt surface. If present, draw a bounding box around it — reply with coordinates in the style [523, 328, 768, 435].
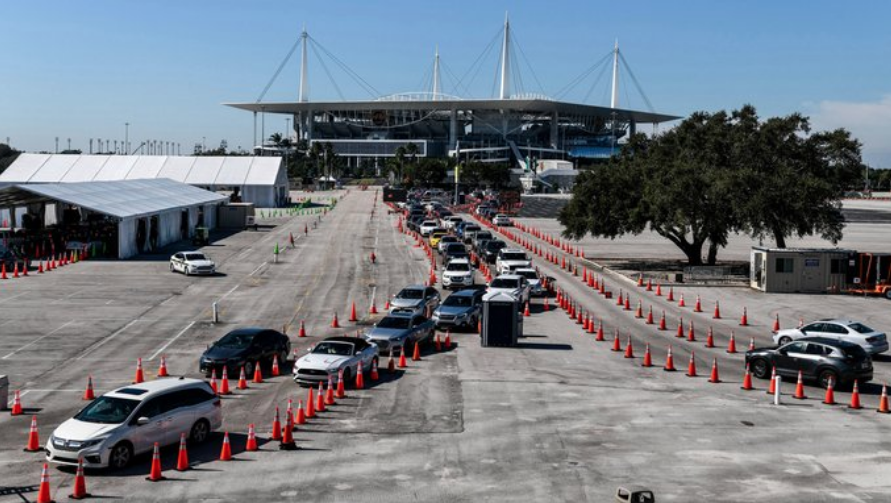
[1, 189, 890, 502]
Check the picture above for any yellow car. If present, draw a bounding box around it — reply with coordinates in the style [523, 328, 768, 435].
[429, 231, 448, 248]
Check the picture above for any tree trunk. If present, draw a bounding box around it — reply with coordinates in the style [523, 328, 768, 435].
[680, 241, 704, 266]
[773, 229, 787, 249]
[706, 240, 719, 265]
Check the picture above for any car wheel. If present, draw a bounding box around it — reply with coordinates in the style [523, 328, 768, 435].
[278, 349, 289, 365]
[778, 336, 792, 345]
[342, 368, 352, 387]
[169, 263, 175, 272]
[190, 419, 211, 444]
[109, 442, 133, 470]
[818, 370, 839, 389]
[885, 289, 891, 300]
[751, 358, 770, 379]
[244, 361, 255, 377]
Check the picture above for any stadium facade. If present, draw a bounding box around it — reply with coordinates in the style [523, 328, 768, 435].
[225, 17, 679, 187]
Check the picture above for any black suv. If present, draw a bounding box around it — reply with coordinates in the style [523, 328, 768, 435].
[745, 337, 873, 389]
[481, 240, 507, 263]
[199, 328, 291, 377]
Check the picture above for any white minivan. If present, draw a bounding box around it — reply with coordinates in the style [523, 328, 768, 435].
[46, 378, 222, 469]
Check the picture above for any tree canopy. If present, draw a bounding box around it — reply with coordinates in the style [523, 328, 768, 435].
[559, 105, 863, 265]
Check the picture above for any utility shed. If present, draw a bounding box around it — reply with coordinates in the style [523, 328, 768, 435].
[0, 154, 289, 208]
[0, 179, 225, 259]
[750, 247, 856, 294]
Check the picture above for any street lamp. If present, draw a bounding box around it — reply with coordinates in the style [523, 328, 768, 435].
[124, 122, 129, 154]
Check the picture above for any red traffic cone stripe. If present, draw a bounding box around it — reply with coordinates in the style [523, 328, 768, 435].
[146, 442, 165, 481]
[219, 431, 233, 460]
[25, 416, 41, 452]
[176, 432, 190, 471]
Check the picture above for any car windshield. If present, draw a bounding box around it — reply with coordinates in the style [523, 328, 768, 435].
[501, 252, 528, 261]
[491, 278, 519, 288]
[74, 396, 140, 424]
[422, 221, 437, 226]
[312, 342, 354, 356]
[517, 270, 538, 280]
[447, 262, 470, 272]
[446, 244, 466, 252]
[487, 242, 506, 250]
[377, 317, 411, 329]
[397, 289, 423, 299]
[847, 322, 875, 334]
[476, 233, 492, 240]
[440, 236, 457, 243]
[465, 226, 480, 232]
[443, 295, 473, 307]
[215, 331, 254, 349]
[184, 253, 207, 261]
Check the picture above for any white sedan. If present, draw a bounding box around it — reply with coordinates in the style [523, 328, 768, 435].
[170, 251, 216, 276]
[492, 214, 512, 226]
[773, 319, 888, 355]
[293, 337, 378, 387]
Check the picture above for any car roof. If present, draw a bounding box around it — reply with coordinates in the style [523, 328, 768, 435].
[399, 285, 426, 291]
[514, 268, 537, 274]
[321, 336, 371, 349]
[448, 258, 470, 264]
[500, 248, 526, 254]
[105, 377, 208, 401]
[494, 274, 523, 280]
[451, 288, 485, 297]
[385, 311, 417, 319]
[797, 336, 861, 348]
[224, 327, 267, 336]
[816, 319, 857, 325]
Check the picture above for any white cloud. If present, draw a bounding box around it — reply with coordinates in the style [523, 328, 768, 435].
[807, 95, 891, 167]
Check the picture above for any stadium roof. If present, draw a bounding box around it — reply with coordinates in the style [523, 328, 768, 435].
[0, 154, 283, 186]
[224, 98, 679, 124]
[0, 179, 226, 220]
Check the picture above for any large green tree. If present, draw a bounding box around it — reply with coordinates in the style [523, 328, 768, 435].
[559, 106, 862, 265]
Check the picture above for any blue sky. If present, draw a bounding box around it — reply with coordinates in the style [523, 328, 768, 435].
[2, 1, 891, 165]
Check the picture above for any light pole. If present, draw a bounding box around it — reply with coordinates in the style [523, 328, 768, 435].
[55, 137, 59, 153]
[125, 122, 129, 154]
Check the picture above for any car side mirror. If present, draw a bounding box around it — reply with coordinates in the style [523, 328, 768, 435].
[136, 417, 150, 426]
[777, 348, 787, 355]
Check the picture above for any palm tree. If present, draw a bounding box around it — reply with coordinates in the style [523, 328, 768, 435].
[394, 146, 407, 185]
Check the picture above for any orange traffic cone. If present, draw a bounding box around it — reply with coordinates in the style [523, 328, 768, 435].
[667, 287, 675, 302]
[37, 463, 55, 503]
[740, 307, 748, 326]
[298, 320, 307, 337]
[272, 354, 280, 377]
[686, 351, 697, 377]
[708, 358, 720, 383]
[849, 380, 862, 409]
[793, 370, 807, 399]
[295, 400, 306, 425]
[741, 364, 754, 390]
[611, 331, 621, 352]
[705, 327, 714, 348]
[676, 317, 684, 338]
[146, 442, 165, 481]
[237, 366, 248, 390]
[133, 357, 145, 384]
[356, 361, 365, 389]
[646, 278, 653, 291]
[435, 332, 442, 352]
[524, 302, 530, 317]
[83, 375, 95, 400]
[634, 300, 643, 318]
[280, 415, 296, 450]
[694, 295, 703, 313]
[878, 385, 889, 414]
[543, 297, 549, 311]
[219, 431, 233, 460]
[176, 432, 190, 471]
[412, 341, 421, 361]
[349, 302, 358, 322]
[713, 300, 721, 319]
[306, 388, 316, 418]
[370, 359, 379, 381]
[595, 321, 605, 341]
[658, 311, 667, 330]
[726, 332, 737, 354]
[12, 262, 19, 278]
[219, 366, 230, 395]
[0, 263, 6, 280]
[772, 314, 780, 332]
[645, 306, 654, 325]
[623, 336, 634, 358]
[398, 349, 407, 368]
[326, 375, 336, 404]
[655, 283, 662, 296]
[370, 301, 378, 314]
[749, 337, 756, 351]
[687, 320, 696, 342]
[678, 293, 685, 307]
[157, 356, 169, 377]
[271, 407, 282, 440]
[331, 312, 341, 328]
[823, 377, 836, 405]
[252, 362, 263, 383]
[767, 366, 777, 395]
[316, 382, 326, 412]
[25, 415, 41, 452]
[642, 344, 653, 367]
[209, 368, 218, 394]
[69, 457, 89, 499]
[664, 346, 676, 372]
[245, 423, 258, 452]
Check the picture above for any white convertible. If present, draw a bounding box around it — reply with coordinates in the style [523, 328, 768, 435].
[170, 251, 216, 276]
[293, 337, 378, 387]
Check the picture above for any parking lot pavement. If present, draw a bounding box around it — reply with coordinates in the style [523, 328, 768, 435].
[2, 192, 890, 502]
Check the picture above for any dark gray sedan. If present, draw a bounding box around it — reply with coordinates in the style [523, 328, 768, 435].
[364, 312, 435, 354]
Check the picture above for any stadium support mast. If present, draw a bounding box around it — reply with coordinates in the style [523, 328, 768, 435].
[432, 46, 441, 100]
[299, 26, 309, 102]
[610, 39, 619, 109]
[499, 13, 510, 100]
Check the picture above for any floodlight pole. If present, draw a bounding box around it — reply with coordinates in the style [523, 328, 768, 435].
[124, 122, 129, 155]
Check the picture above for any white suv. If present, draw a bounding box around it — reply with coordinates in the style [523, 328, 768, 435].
[419, 220, 439, 236]
[46, 378, 222, 469]
[496, 248, 532, 275]
[442, 258, 474, 289]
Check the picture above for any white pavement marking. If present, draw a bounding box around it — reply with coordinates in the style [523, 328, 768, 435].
[219, 284, 239, 302]
[0, 292, 28, 305]
[249, 263, 267, 277]
[149, 321, 196, 361]
[7, 389, 29, 407]
[75, 319, 141, 360]
[2, 321, 78, 360]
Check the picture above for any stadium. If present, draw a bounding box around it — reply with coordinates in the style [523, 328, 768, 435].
[225, 17, 680, 190]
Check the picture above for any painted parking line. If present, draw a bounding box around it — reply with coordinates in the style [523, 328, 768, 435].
[248, 263, 267, 277]
[75, 319, 141, 360]
[2, 321, 78, 360]
[149, 321, 196, 361]
[0, 292, 28, 305]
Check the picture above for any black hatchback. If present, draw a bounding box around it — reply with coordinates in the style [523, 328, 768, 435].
[199, 328, 291, 377]
[745, 336, 873, 389]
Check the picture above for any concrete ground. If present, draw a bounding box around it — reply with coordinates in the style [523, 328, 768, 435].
[0, 188, 890, 502]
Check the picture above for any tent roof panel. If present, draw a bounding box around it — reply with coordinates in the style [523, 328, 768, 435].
[245, 157, 285, 186]
[186, 157, 225, 184]
[0, 153, 50, 182]
[214, 157, 253, 185]
[156, 157, 195, 183]
[61, 155, 110, 182]
[94, 156, 139, 181]
[0, 179, 225, 220]
[29, 155, 79, 183]
[126, 156, 168, 180]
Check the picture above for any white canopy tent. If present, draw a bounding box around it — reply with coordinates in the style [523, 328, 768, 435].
[0, 179, 225, 259]
[0, 154, 288, 208]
